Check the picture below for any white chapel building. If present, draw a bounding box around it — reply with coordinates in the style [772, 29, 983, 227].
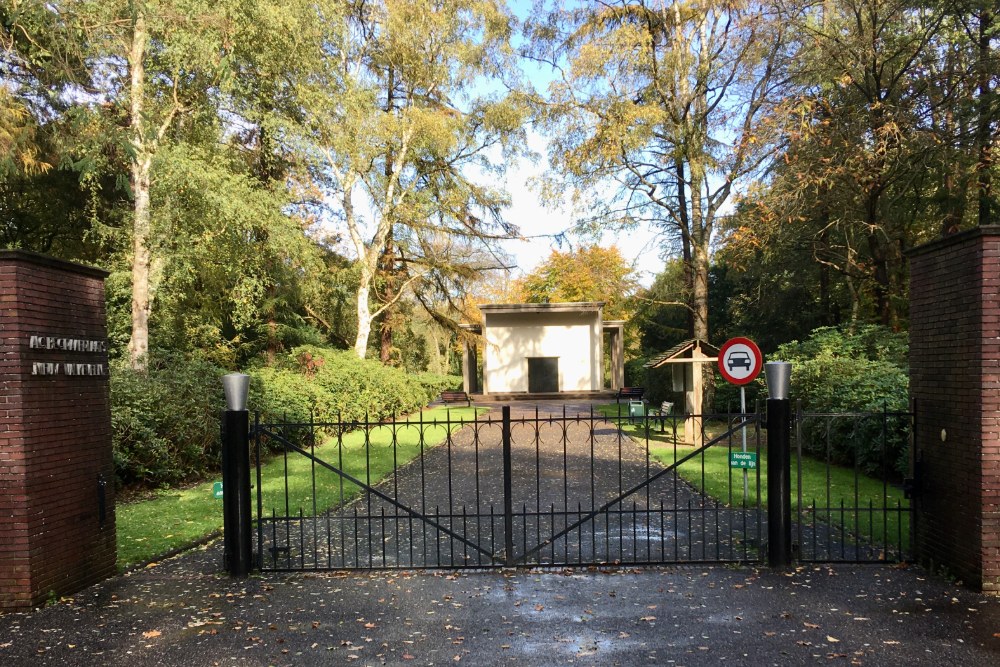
[461, 302, 625, 398]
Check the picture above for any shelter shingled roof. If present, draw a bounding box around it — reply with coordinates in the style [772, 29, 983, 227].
[644, 339, 720, 369]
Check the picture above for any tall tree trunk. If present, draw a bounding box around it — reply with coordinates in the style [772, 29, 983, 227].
[688, 158, 709, 344]
[378, 232, 396, 365]
[355, 279, 374, 359]
[127, 10, 151, 371]
[674, 159, 694, 338]
[379, 67, 398, 365]
[976, 8, 993, 226]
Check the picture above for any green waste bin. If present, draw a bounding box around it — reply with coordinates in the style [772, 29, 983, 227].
[629, 400, 645, 419]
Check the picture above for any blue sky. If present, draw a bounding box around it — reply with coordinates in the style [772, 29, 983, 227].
[498, 0, 665, 286]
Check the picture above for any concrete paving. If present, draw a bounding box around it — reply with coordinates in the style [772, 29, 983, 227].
[0, 538, 998, 666]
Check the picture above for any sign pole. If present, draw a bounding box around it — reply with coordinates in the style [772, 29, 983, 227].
[741, 385, 748, 501]
[718, 337, 763, 502]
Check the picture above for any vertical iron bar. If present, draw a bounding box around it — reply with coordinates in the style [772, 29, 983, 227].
[254, 413, 263, 570]
[795, 401, 803, 561]
[447, 416, 455, 561]
[420, 409, 427, 563]
[353, 505, 359, 568]
[631, 501, 638, 562]
[392, 413, 400, 567]
[337, 413, 345, 567]
[882, 404, 889, 554]
[436, 506, 443, 567]
[222, 409, 252, 577]
[408, 511, 414, 567]
[686, 499, 692, 560]
[310, 412, 317, 568]
[489, 505, 496, 565]
[550, 504, 557, 563]
[380, 506, 387, 567]
[766, 397, 792, 567]
[659, 501, 665, 562]
[590, 406, 597, 558]
[299, 508, 305, 570]
[502, 405, 514, 566]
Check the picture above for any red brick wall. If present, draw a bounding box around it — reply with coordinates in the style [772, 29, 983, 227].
[909, 226, 1000, 592]
[0, 250, 115, 609]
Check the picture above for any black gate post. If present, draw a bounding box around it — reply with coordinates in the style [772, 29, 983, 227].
[222, 374, 253, 577]
[765, 363, 792, 567]
[502, 405, 514, 566]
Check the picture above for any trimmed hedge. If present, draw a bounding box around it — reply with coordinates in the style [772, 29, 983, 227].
[250, 346, 459, 425]
[110, 346, 459, 490]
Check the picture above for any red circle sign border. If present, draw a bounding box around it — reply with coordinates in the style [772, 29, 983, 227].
[717, 337, 763, 385]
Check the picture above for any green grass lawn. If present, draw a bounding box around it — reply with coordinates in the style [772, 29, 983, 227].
[116, 405, 485, 569]
[595, 404, 910, 549]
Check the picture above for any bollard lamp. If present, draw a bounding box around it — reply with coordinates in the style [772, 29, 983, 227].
[764, 362, 791, 400]
[222, 373, 250, 411]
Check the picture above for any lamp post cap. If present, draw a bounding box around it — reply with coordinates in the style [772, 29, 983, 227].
[764, 361, 792, 400]
[222, 373, 250, 411]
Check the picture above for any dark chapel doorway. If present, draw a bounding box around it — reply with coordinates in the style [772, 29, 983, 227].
[527, 357, 559, 393]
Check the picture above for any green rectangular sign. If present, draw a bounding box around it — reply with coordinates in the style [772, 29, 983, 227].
[729, 452, 758, 469]
[213, 481, 224, 499]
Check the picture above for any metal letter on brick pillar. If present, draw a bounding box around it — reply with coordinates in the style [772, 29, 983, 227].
[765, 362, 793, 567]
[221, 373, 253, 577]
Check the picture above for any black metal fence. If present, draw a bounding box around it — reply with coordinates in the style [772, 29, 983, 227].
[793, 404, 914, 563]
[246, 403, 913, 572]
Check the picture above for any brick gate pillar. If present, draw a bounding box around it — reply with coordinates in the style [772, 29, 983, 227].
[908, 226, 1000, 592]
[0, 250, 115, 609]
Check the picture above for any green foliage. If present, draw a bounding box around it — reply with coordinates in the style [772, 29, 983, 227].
[110, 345, 459, 491]
[110, 353, 225, 488]
[251, 345, 459, 425]
[775, 325, 908, 368]
[776, 326, 910, 478]
[516, 245, 639, 320]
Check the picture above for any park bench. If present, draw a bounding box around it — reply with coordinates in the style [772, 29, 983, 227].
[616, 386, 645, 404]
[648, 401, 676, 433]
[440, 390, 472, 407]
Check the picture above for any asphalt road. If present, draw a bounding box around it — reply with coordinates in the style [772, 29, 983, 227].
[0, 539, 998, 666]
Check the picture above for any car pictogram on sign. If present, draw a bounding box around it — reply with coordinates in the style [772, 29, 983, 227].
[717, 337, 763, 385]
[727, 351, 752, 371]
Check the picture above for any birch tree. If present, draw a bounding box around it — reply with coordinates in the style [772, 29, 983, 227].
[302, 0, 526, 359]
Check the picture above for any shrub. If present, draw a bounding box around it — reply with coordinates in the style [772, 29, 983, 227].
[251, 345, 459, 426]
[111, 353, 225, 489]
[111, 345, 459, 491]
[774, 326, 910, 478]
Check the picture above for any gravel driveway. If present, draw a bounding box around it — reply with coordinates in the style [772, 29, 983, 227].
[258, 402, 764, 570]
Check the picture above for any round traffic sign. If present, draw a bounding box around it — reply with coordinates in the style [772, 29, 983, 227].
[717, 337, 763, 385]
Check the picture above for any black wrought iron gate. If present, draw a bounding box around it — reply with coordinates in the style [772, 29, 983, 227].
[250, 405, 768, 571]
[248, 403, 912, 572]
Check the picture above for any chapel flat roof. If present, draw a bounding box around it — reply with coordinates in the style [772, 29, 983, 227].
[478, 302, 605, 315]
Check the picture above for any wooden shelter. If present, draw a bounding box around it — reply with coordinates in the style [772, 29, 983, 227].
[644, 339, 720, 446]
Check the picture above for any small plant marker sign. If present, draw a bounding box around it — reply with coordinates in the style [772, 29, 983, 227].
[213, 481, 223, 499]
[729, 451, 757, 469]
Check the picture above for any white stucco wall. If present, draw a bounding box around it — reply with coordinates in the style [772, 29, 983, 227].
[482, 310, 602, 393]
